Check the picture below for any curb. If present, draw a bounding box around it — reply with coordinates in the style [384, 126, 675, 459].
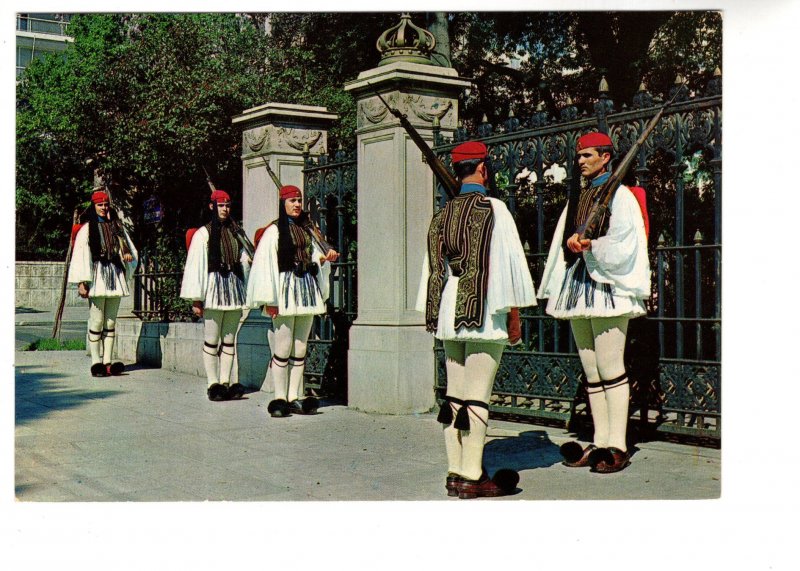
[16, 320, 85, 327]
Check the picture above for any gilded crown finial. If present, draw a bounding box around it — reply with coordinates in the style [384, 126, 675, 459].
[376, 13, 436, 66]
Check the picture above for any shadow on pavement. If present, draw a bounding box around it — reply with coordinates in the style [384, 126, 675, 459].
[483, 430, 563, 474]
[15, 306, 46, 314]
[15, 364, 122, 425]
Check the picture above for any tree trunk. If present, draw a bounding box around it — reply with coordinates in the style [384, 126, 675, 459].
[426, 12, 451, 68]
[576, 13, 672, 104]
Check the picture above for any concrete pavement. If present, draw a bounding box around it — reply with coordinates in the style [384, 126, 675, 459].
[14, 349, 720, 501]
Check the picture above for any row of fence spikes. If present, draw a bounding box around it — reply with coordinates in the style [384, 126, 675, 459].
[441, 69, 721, 134]
[657, 230, 706, 246]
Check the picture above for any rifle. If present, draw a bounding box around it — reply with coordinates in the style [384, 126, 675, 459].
[202, 166, 255, 258]
[259, 156, 336, 254]
[369, 84, 460, 199]
[52, 205, 82, 340]
[578, 83, 687, 241]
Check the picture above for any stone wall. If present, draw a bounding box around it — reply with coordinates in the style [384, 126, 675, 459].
[115, 310, 273, 391]
[16, 261, 83, 310]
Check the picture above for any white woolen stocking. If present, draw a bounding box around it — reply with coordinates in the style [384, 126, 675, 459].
[218, 309, 242, 384]
[443, 341, 466, 476]
[287, 315, 313, 401]
[605, 380, 630, 451]
[458, 342, 503, 481]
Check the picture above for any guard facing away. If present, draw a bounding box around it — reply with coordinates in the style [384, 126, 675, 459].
[181, 190, 251, 402]
[538, 132, 651, 473]
[68, 189, 138, 378]
[246, 185, 339, 418]
[416, 141, 537, 499]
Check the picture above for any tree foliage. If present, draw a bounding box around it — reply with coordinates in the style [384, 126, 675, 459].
[16, 11, 721, 262]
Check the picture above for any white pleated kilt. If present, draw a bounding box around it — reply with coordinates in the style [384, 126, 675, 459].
[433, 276, 509, 345]
[203, 271, 247, 311]
[277, 271, 327, 316]
[545, 259, 646, 319]
[87, 261, 130, 298]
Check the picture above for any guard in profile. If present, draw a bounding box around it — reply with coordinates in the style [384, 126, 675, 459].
[416, 141, 537, 499]
[538, 132, 651, 473]
[68, 188, 138, 377]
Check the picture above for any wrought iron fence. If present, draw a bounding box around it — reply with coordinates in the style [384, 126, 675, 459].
[302, 147, 358, 399]
[432, 73, 722, 441]
[133, 251, 195, 322]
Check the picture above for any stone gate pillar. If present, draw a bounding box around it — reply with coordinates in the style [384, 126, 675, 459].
[344, 20, 470, 413]
[232, 103, 338, 237]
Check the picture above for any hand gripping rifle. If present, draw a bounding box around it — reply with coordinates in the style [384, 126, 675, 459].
[578, 83, 686, 241]
[370, 85, 460, 200]
[202, 166, 255, 258]
[259, 156, 335, 254]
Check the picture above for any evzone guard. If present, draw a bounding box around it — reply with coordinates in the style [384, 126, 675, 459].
[416, 141, 538, 498]
[67, 188, 138, 377]
[246, 184, 339, 418]
[180, 189, 251, 402]
[538, 132, 651, 473]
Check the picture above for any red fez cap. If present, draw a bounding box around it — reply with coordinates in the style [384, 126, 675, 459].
[91, 191, 109, 204]
[279, 185, 302, 200]
[451, 141, 488, 164]
[210, 190, 231, 203]
[577, 132, 613, 151]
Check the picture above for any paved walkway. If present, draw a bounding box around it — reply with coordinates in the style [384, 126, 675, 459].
[14, 350, 720, 502]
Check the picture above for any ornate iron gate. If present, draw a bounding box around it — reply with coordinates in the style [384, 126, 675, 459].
[302, 147, 358, 398]
[432, 73, 722, 441]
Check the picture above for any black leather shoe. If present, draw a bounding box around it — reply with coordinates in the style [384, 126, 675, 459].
[288, 397, 319, 415]
[227, 383, 245, 400]
[268, 399, 291, 417]
[207, 383, 228, 402]
[91, 363, 108, 377]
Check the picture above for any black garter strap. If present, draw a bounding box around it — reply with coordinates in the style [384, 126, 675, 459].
[454, 400, 489, 431]
[288, 357, 305, 364]
[221, 342, 235, 355]
[437, 396, 464, 425]
[272, 355, 289, 368]
[601, 372, 628, 388]
[584, 379, 605, 394]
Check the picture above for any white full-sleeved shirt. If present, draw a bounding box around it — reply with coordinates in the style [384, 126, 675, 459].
[67, 222, 138, 298]
[538, 184, 651, 318]
[245, 224, 331, 316]
[180, 226, 251, 311]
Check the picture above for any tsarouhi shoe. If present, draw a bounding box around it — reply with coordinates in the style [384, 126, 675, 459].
[589, 447, 631, 474]
[268, 399, 291, 417]
[91, 363, 108, 377]
[560, 441, 597, 467]
[207, 383, 228, 402]
[457, 469, 519, 499]
[446, 473, 463, 497]
[288, 397, 319, 415]
[108, 362, 125, 376]
[227, 383, 246, 400]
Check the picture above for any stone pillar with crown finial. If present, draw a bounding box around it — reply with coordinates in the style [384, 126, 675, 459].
[343, 14, 471, 414]
[232, 104, 339, 240]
